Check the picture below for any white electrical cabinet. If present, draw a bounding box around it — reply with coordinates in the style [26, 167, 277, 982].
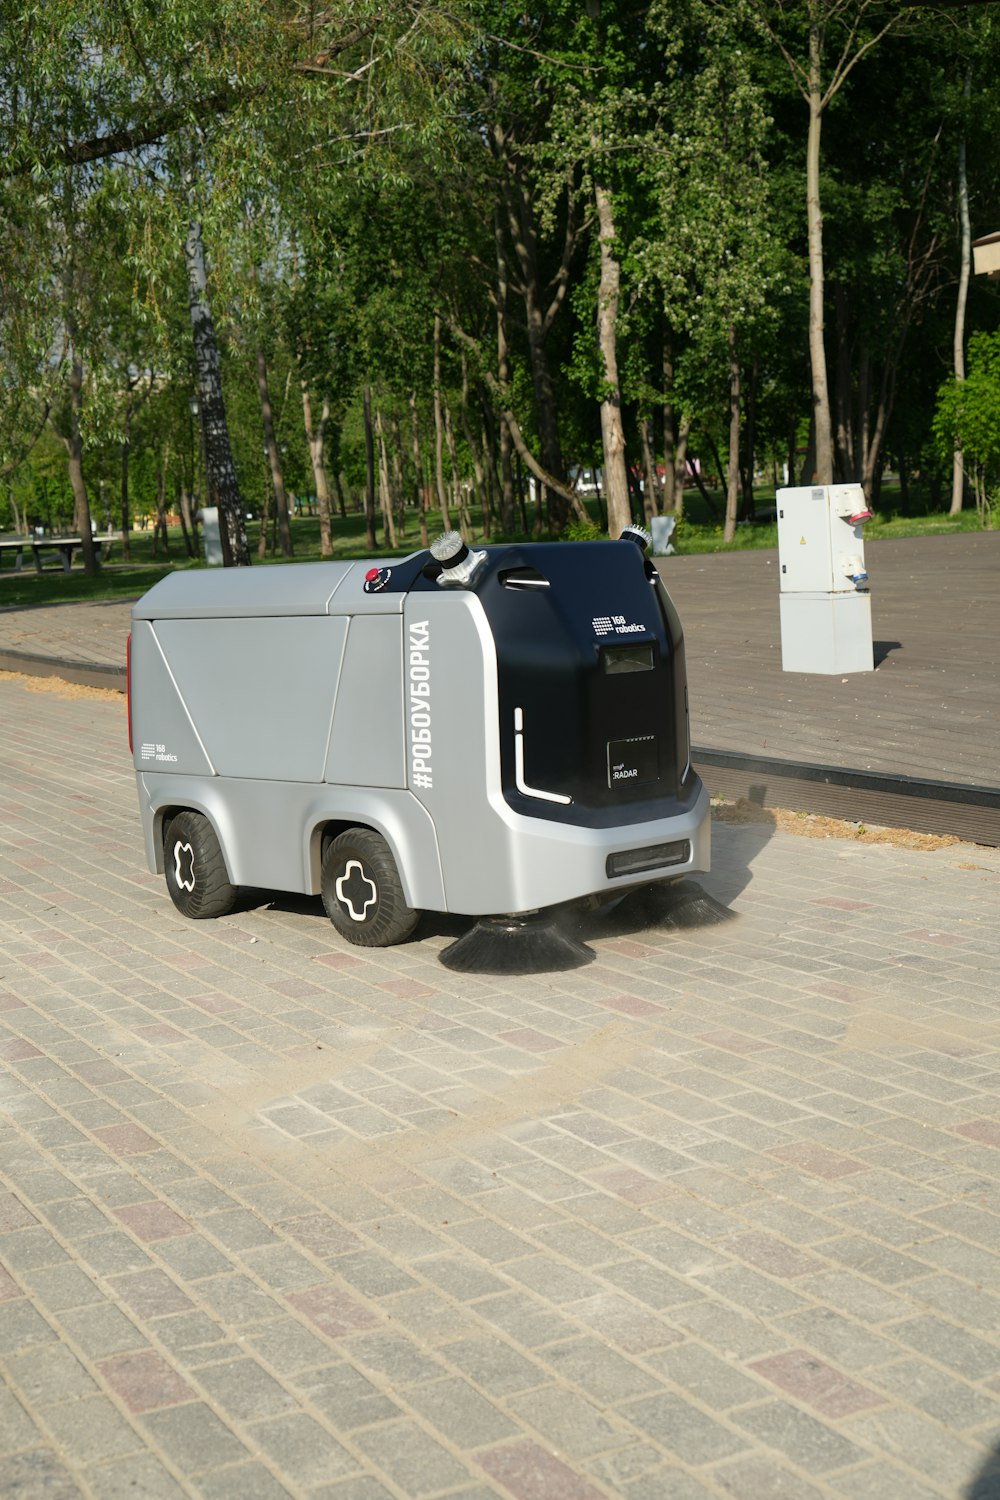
[776, 484, 874, 674]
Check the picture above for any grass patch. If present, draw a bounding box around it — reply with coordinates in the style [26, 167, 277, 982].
[0, 563, 181, 609]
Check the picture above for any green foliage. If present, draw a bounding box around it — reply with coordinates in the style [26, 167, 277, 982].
[933, 330, 1000, 523]
[562, 517, 604, 542]
[2, 0, 999, 546]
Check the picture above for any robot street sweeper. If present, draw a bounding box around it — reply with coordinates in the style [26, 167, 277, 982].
[128, 527, 712, 971]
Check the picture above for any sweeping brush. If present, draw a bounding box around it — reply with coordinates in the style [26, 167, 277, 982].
[624, 879, 737, 930]
[439, 912, 595, 974]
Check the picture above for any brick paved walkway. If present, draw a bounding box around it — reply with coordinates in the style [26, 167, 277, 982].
[2, 675, 1000, 1497]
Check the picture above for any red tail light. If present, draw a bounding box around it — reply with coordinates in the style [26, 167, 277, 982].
[127, 633, 133, 752]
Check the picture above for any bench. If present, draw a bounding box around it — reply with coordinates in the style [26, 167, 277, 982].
[0, 534, 115, 573]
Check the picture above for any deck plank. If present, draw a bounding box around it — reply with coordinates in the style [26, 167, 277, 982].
[657, 531, 1000, 791]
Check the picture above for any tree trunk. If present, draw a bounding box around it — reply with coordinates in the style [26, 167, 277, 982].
[494, 208, 517, 535]
[176, 480, 193, 556]
[662, 334, 677, 513]
[674, 416, 691, 522]
[257, 461, 272, 560]
[153, 456, 169, 555]
[833, 283, 854, 481]
[500, 154, 570, 531]
[60, 352, 99, 575]
[723, 325, 741, 543]
[861, 359, 896, 505]
[479, 416, 494, 540]
[696, 431, 725, 520]
[375, 408, 397, 550]
[806, 27, 834, 486]
[301, 383, 332, 555]
[185, 219, 249, 566]
[7, 488, 25, 535]
[741, 354, 758, 519]
[459, 355, 487, 536]
[595, 179, 631, 538]
[432, 312, 453, 531]
[120, 405, 132, 560]
[443, 397, 470, 541]
[361, 385, 378, 551]
[256, 345, 292, 556]
[391, 415, 407, 541]
[409, 390, 429, 547]
[950, 88, 971, 517]
[855, 347, 871, 484]
[177, 482, 198, 557]
[639, 418, 658, 525]
[514, 450, 528, 531]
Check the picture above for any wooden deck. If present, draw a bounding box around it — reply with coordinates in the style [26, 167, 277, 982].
[657, 530, 1000, 793]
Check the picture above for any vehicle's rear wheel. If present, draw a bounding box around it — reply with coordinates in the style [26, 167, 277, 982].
[163, 810, 238, 920]
[321, 828, 418, 947]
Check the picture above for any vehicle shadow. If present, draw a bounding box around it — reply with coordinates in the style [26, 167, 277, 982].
[966, 1444, 1000, 1499]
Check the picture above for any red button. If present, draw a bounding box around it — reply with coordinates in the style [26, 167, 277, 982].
[365, 568, 379, 580]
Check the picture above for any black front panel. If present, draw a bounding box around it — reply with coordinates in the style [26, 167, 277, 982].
[459, 541, 695, 828]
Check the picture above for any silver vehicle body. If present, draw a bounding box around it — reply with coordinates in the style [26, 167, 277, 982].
[130, 545, 710, 918]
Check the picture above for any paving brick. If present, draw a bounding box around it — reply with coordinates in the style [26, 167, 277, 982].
[107, 1269, 193, 1319]
[97, 1351, 194, 1414]
[57, 1303, 148, 1359]
[309, 1480, 397, 1500]
[0, 1384, 43, 1450]
[40, 1394, 143, 1464]
[774, 1307, 901, 1372]
[646, 1344, 769, 1411]
[0, 1192, 38, 1233]
[867, 1359, 1000, 1432]
[195, 1358, 298, 1421]
[731, 1400, 868, 1473]
[19, 1262, 105, 1312]
[187, 1462, 294, 1500]
[473, 1291, 581, 1349]
[887, 1315, 1000, 1379]
[299, 1362, 402, 1428]
[6, 1341, 100, 1406]
[748, 1350, 886, 1418]
[847, 1407, 988, 1492]
[0, 1299, 59, 1353]
[0, 1264, 23, 1302]
[0, 1227, 70, 1272]
[440, 1336, 546, 1396]
[344, 1330, 447, 1387]
[112, 1202, 193, 1243]
[0, 1449, 81, 1499]
[620, 1389, 748, 1464]
[287, 1285, 381, 1340]
[713, 1454, 833, 1499]
[243, 1412, 358, 1486]
[479, 1438, 608, 1500]
[83, 1453, 190, 1500]
[405, 1374, 519, 1447]
[827, 1460, 948, 1500]
[140, 1402, 251, 1473]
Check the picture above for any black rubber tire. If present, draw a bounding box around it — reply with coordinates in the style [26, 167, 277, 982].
[163, 811, 238, 920]
[321, 828, 418, 947]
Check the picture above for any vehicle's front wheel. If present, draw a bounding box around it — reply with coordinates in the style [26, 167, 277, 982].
[163, 811, 238, 920]
[321, 828, 418, 947]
